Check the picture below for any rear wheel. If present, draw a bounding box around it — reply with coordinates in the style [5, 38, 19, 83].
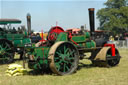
[0, 39, 14, 64]
[49, 41, 79, 75]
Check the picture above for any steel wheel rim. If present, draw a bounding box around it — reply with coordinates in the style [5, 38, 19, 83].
[55, 44, 76, 73]
[49, 41, 79, 75]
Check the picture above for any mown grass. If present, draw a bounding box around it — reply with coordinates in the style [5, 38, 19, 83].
[0, 48, 128, 85]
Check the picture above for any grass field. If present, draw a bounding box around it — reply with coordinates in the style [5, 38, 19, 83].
[0, 48, 128, 85]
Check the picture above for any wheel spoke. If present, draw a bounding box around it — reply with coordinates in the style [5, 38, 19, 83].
[56, 60, 62, 64]
[64, 60, 69, 64]
[55, 63, 61, 71]
[66, 65, 69, 71]
[56, 52, 62, 56]
[66, 52, 74, 60]
[64, 46, 66, 53]
[63, 63, 66, 72]
[67, 50, 75, 57]
[54, 57, 60, 60]
[65, 48, 69, 54]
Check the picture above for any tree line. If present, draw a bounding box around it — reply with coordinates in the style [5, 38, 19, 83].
[97, 0, 128, 36]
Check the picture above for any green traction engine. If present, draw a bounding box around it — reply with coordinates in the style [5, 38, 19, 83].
[0, 14, 32, 64]
[25, 8, 121, 75]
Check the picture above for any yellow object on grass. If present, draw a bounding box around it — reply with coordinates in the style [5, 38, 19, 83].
[6, 64, 27, 76]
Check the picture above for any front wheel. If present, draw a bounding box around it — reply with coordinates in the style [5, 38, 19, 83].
[91, 48, 120, 67]
[106, 48, 120, 67]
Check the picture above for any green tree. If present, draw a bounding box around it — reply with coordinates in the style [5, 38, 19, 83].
[97, 0, 128, 35]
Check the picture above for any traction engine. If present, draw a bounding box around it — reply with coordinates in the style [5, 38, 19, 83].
[25, 8, 121, 75]
[0, 14, 32, 64]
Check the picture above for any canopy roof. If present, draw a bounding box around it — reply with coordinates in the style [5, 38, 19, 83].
[0, 19, 21, 25]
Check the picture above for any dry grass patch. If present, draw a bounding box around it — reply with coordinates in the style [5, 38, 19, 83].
[0, 48, 128, 85]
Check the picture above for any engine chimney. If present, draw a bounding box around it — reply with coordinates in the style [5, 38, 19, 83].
[27, 13, 31, 37]
[88, 8, 95, 37]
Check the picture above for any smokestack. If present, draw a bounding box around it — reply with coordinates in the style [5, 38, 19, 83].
[88, 8, 95, 37]
[27, 13, 31, 37]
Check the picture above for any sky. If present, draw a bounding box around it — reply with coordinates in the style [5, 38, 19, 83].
[0, 0, 106, 32]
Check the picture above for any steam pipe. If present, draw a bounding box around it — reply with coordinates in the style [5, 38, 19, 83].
[88, 8, 95, 37]
[27, 13, 31, 37]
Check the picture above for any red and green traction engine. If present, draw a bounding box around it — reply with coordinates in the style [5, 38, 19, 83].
[25, 8, 121, 75]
